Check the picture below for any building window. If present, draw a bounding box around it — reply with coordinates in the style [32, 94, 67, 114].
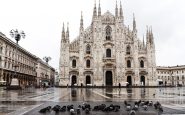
[86, 60, 90, 68]
[126, 46, 131, 55]
[4, 62, 7, 68]
[0, 57, 1, 67]
[72, 59, 76, 68]
[177, 76, 179, 80]
[86, 45, 91, 54]
[127, 60, 131, 68]
[140, 60, 144, 68]
[0, 47, 2, 54]
[106, 49, 111, 57]
[105, 26, 112, 40]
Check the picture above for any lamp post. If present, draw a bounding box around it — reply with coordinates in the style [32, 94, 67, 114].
[8, 29, 25, 89]
[43, 56, 51, 64]
[43, 56, 52, 86]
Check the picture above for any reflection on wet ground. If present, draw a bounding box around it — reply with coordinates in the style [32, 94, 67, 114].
[0, 87, 185, 114]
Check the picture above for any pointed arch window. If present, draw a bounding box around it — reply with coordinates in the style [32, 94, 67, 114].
[72, 59, 76, 68]
[127, 60, 131, 68]
[140, 60, 144, 68]
[86, 45, 91, 54]
[126, 46, 131, 55]
[105, 26, 112, 40]
[106, 49, 111, 57]
[86, 59, 90, 68]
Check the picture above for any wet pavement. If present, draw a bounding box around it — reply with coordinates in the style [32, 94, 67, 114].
[0, 87, 185, 114]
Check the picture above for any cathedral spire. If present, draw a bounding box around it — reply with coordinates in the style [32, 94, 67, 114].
[66, 22, 69, 41]
[146, 26, 149, 43]
[93, 0, 97, 18]
[143, 35, 145, 47]
[119, 1, 123, 18]
[133, 13, 136, 30]
[150, 26, 154, 44]
[80, 11, 84, 31]
[98, 0, 101, 17]
[115, 0, 118, 17]
[62, 22, 65, 40]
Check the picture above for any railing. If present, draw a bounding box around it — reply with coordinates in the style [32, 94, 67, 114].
[102, 56, 115, 63]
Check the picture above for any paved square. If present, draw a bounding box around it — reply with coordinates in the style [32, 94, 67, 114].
[0, 87, 185, 115]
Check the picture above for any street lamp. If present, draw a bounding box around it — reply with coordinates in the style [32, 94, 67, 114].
[8, 29, 25, 89]
[43, 56, 51, 63]
[43, 56, 52, 86]
[10, 29, 25, 44]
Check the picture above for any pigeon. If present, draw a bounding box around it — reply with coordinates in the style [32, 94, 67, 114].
[77, 108, 81, 114]
[52, 105, 61, 112]
[129, 109, 136, 115]
[39, 106, 51, 113]
[70, 108, 75, 115]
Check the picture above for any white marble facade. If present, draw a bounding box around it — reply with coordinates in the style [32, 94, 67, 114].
[59, 1, 156, 86]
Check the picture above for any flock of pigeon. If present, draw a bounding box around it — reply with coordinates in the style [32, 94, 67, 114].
[39, 100, 163, 115]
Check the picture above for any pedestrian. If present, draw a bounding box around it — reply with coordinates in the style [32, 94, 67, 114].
[119, 83, 121, 88]
[43, 83, 46, 90]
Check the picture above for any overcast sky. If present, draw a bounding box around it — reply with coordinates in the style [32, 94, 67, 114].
[0, 0, 185, 70]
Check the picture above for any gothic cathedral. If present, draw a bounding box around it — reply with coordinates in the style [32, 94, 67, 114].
[59, 1, 156, 86]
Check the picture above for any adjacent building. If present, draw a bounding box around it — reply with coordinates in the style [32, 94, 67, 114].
[157, 65, 185, 86]
[0, 32, 55, 87]
[36, 58, 55, 87]
[59, 1, 156, 86]
[0, 32, 37, 86]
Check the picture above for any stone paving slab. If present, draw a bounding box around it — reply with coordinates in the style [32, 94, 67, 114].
[0, 101, 44, 115]
[23, 101, 164, 115]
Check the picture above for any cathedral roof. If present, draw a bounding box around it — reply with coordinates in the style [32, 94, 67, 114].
[102, 10, 114, 17]
[101, 10, 115, 24]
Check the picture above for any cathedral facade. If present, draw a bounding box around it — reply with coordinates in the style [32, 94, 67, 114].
[59, 1, 156, 86]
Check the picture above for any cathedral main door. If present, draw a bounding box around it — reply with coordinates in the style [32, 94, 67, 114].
[127, 76, 132, 86]
[71, 75, 77, 86]
[86, 75, 91, 85]
[140, 76, 145, 86]
[106, 71, 113, 86]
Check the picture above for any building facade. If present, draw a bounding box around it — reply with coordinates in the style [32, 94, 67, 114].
[0, 32, 55, 87]
[0, 32, 37, 86]
[36, 58, 55, 87]
[59, 1, 157, 86]
[157, 65, 185, 86]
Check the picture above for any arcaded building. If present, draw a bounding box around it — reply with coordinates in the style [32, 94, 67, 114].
[59, 1, 156, 86]
[157, 65, 185, 86]
[0, 32, 55, 87]
[0, 32, 37, 86]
